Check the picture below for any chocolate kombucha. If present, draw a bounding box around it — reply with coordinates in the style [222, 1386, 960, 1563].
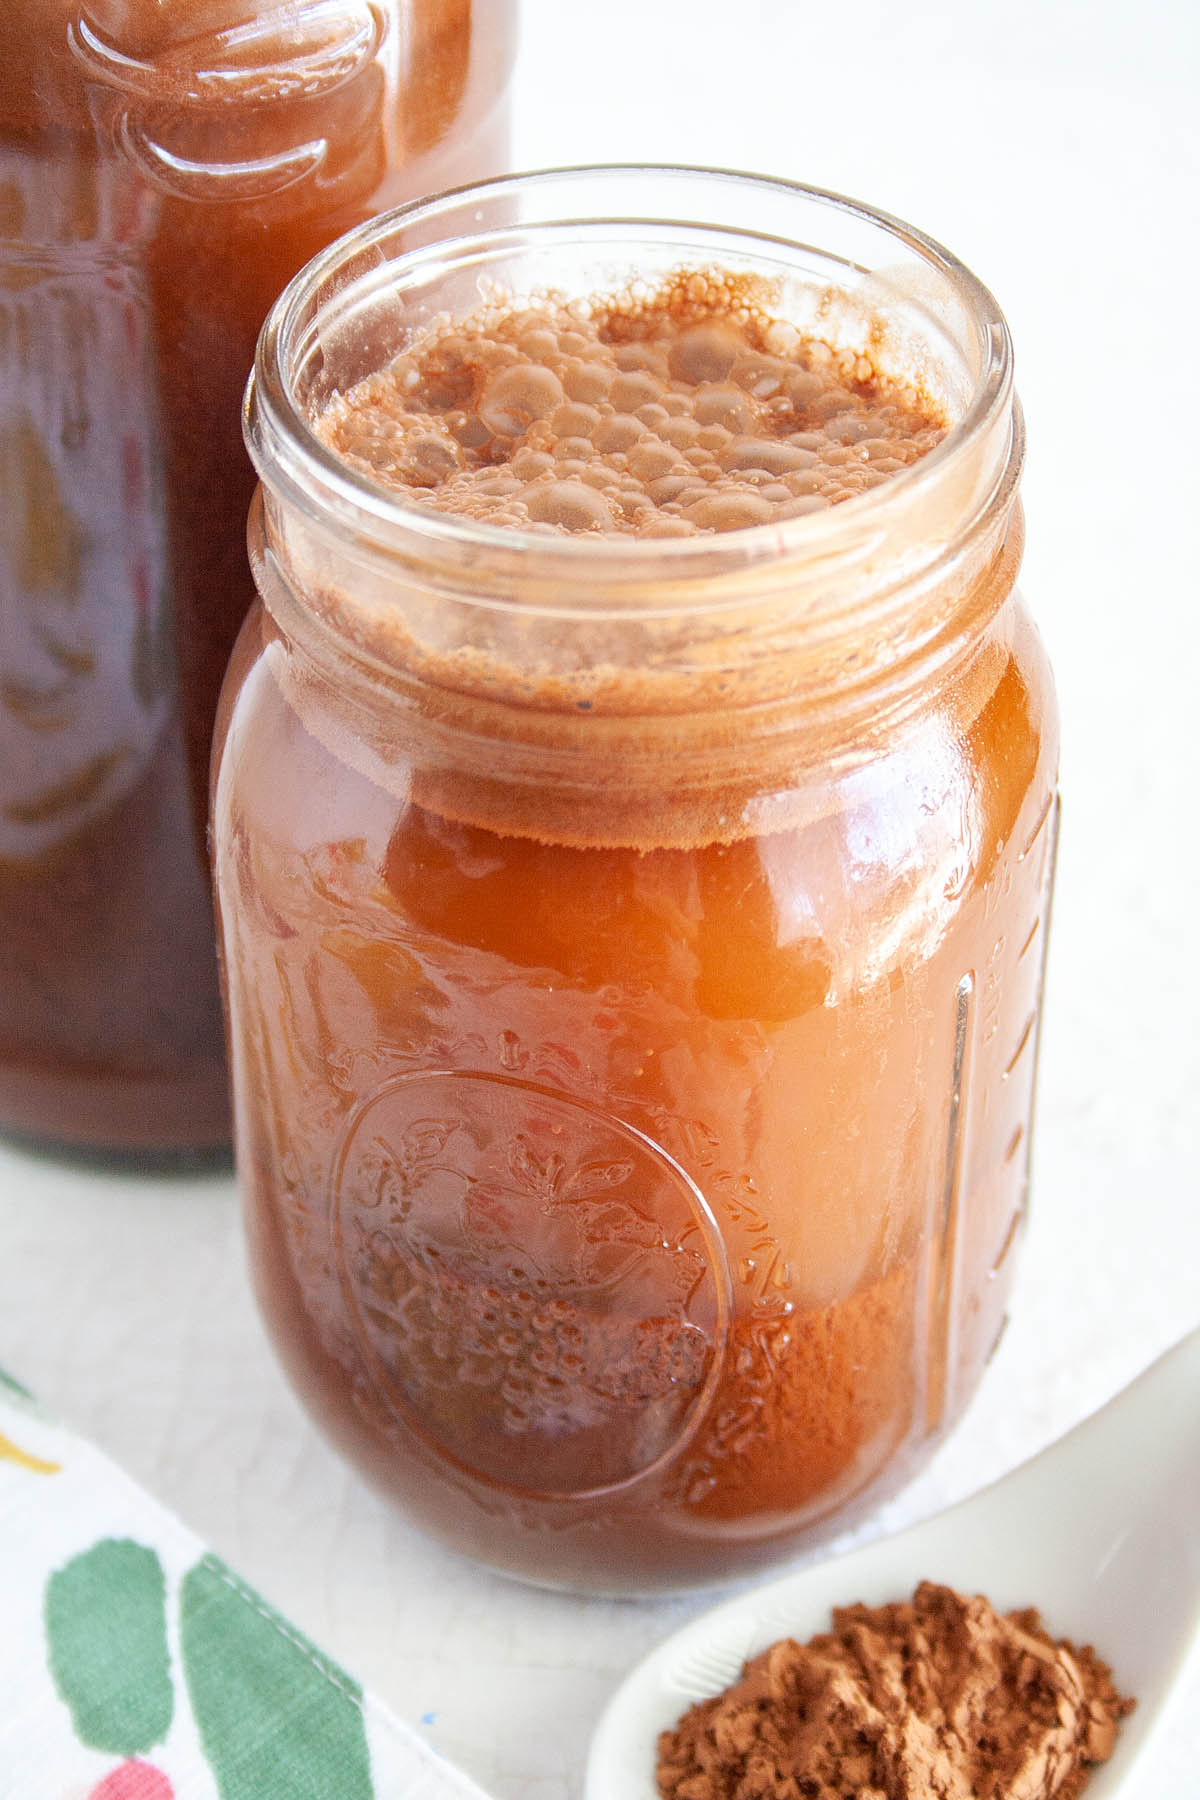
[214, 267, 1058, 1589]
[0, 0, 515, 1156]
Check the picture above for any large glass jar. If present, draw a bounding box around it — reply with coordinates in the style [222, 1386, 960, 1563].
[0, 0, 516, 1159]
[214, 168, 1059, 1591]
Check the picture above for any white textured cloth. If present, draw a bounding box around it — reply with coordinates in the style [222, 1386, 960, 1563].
[0, 1371, 492, 1800]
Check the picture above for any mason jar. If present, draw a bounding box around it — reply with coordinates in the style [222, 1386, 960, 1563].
[214, 166, 1059, 1591]
[0, 0, 516, 1159]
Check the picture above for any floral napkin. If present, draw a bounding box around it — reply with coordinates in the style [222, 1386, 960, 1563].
[0, 1368, 493, 1799]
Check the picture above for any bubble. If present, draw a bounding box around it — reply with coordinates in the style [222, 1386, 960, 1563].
[314, 275, 947, 538]
[400, 429, 458, 480]
[594, 414, 645, 453]
[784, 368, 825, 408]
[697, 424, 733, 454]
[474, 474, 523, 497]
[808, 387, 856, 422]
[692, 386, 755, 432]
[613, 343, 668, 377]
[731, 354, 789, 398]
[478, 364, 564, 437]
[446, 410, 492, 449]
[561, 360, 613, 403]
[661, 416, 701, 450]
[610, 370, 664, 412]
[684, 491, 774, 531]
[510, 448, 555, 481]
[667, 322, 743, 384]
[615, 492, 652, 524]
[554, 436, 595, 461]
[550, 402, 601, 439]
[825, 414, 872, 444]
[518, 327, 561, 364]
[721, 438, 817, 475]
[475, 339, 521, 374]
[647, 474, 696, 505]
[523, 480, 616, 531]
[626, 440, 679, 483]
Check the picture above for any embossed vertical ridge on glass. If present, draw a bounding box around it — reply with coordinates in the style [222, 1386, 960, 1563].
[214, 167, 1060, 1590]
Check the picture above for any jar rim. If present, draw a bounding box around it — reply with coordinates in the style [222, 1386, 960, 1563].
[246, 162, 1018, 609]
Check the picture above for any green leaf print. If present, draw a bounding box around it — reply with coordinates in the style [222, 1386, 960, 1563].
[181, 1554, 374, 1800]
[0, 1366, 34, 1402]
[44, 1538, 173, 1754]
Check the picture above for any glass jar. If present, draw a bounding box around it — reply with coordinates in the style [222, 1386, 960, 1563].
[214, 167, 1059, 1591]
[0, 0, 516, 1160]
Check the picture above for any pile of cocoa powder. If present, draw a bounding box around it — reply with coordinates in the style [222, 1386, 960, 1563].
[656, 1581, 1133, 1800]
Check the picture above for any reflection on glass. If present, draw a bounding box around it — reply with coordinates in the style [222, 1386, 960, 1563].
[0, 1, 514, 1157]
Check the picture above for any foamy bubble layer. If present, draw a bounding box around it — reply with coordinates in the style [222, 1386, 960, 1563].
[314, 272, 947, 536]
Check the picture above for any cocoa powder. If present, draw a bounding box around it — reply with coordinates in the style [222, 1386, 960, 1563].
[656, 1581, 1134, 1800]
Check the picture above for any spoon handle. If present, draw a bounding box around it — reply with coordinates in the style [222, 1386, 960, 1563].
[935, 1325, 1200, 1611]
[585, 1327, 1200, 1800]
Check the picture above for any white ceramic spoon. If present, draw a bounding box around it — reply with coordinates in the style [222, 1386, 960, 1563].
[586, 1325, 1200, 1799]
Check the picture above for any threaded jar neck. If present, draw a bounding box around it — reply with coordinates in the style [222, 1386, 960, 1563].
[244, 166, 1022, 845]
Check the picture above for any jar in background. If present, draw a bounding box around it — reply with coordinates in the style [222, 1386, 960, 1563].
[215, 168, 1059, 1591]
[0, 0, 516, 1159]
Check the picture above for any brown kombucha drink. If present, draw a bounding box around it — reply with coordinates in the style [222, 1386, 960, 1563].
[0, 0, 515, 1158]
[214, 170, 1058, 1590]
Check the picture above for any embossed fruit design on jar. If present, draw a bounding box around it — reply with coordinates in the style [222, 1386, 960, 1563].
[0, 0, 515, 1157]
[213, 168, 1059, 1590]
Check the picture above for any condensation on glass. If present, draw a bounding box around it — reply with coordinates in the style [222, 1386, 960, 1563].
[214, 169, 1060, 1591]
[0, 1, 516, 1158]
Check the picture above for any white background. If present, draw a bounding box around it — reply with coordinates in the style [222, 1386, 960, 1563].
[1, 1, 1198, 1794]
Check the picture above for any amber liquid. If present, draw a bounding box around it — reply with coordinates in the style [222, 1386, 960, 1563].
[0, 0, 514, 1156]
[215, 579, 1058, 1590]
